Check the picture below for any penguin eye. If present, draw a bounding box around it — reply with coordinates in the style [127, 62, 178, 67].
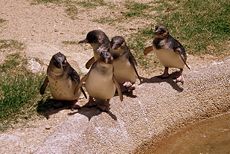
[63, 59, 67, 64]
[155, 26, 159, 31]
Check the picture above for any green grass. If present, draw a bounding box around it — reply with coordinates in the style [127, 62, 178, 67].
[127, 0, 230, 68]
[62, 40, 78, 45]
[154, 0, 230, 55]
[0, 40, 25, 52]
[93, 16, 122, 25]
[33, 0, 61, 4]
[0, 53, 21, 72]
[0, 53, 44, 131]
[127, 27, 160, 68]
[77, 0, 106, 8]
[65, 4, 78, 19]
[33, 0, 106, 19]
[124, 2, 150, 18]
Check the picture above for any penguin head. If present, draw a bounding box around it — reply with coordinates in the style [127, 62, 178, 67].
[99, 49, 113, 64]
[110, 36, 126, 57]
[51, 52, 68, 69]
[79, 30, 110, 47]
[154, 25, 169, 38]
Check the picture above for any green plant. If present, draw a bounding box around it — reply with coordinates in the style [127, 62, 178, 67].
[0, 53, 44, 131]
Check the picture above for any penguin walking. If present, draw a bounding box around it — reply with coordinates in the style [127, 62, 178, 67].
[79, 30, 110, 69]
[40, 52, 87, 103]
[75, 49, 123, 111]
[110, 36, 141, 92]
[144, 25, 190, 84]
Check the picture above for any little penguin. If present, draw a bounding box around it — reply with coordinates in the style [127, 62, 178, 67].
[40, 52, 87, 102]
[110, 36, 141, 92]
[79, 30, 110, 69]
[144, 25, 190, 84]
[75, 49, 123, 111]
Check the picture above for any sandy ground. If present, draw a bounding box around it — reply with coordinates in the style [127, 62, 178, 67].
[0, 0, 229, 153]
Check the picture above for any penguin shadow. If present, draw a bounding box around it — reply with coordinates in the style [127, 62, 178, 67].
[139, 71, 184, 92]
[68, 100, 117, 121]
[115, 89, 137, 98]
[37, 98, 79, 119]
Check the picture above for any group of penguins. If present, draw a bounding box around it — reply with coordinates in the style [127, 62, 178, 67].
[40, 25, 190, 111]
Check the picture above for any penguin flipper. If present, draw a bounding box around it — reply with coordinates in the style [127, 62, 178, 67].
[74, 74, 88, 95]
[40, 76, 49, 95]
[85, 57, 95, 69]
[113, 76, 123, 102]
[68, 67, 87, 99]
[174, 47, 190, 70]
[128, 53, 141, 82]
[80, 87, 87, 99]
[143, 46, 153, 55]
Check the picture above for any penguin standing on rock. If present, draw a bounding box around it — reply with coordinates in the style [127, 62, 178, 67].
[144, 25, 190, 84]
[110, 36, 141, 92]
[78, 30, 110, 69]
[40, 52, 87, 104]
[75, 49, 123, 111]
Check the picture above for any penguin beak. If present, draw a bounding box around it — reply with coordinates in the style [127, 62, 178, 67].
[111, 44, 118, 50]
[78, 39, 88, 44]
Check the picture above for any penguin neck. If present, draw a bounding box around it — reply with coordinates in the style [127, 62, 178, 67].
[111, 47, 127, 59]
[96, 61, 113, 75]
[48, 65, 66, 79]
[153, 36, 168, 49]
[91, 43, 100, 52]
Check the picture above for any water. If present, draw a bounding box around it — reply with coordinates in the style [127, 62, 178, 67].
[153, 113, 230, 154]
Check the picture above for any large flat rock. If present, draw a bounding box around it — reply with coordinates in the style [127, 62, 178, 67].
[1, 58, 229, 154]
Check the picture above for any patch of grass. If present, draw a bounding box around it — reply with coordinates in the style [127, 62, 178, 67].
[127, 27, 160, 68]
[124, 2, 150, 18]
[33, 0, 106, 19]
[33, 0, 62, 4]
[77, 0, 106, 8]
[0, 18, 6, 24]
[0, 40, 25, 52]
[0, 53, 21, 72]
[0, 53, 44, 131]
[155, 0, 230, 55]
[65, 4, 78, 19]
[62, 40, 78, 45]
[93, 17, 119, 25]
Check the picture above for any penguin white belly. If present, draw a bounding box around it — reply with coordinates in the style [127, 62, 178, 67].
[85, 70, 116, 100]
[155, 49, 185, 68]
[48, 76, 80, 101]
[113, 57, 137, 84]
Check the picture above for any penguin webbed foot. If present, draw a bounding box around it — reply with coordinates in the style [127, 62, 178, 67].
[70, 103, 81, 111]
[175, 75, 184, 85]
[120, 82, 137, 97]
[123, 82, 135, 91]
[96, 100, 110, 112]
[157, 67, 169, 79]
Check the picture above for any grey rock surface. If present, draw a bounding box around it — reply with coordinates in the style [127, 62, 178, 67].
[0, 58, 229, 154]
